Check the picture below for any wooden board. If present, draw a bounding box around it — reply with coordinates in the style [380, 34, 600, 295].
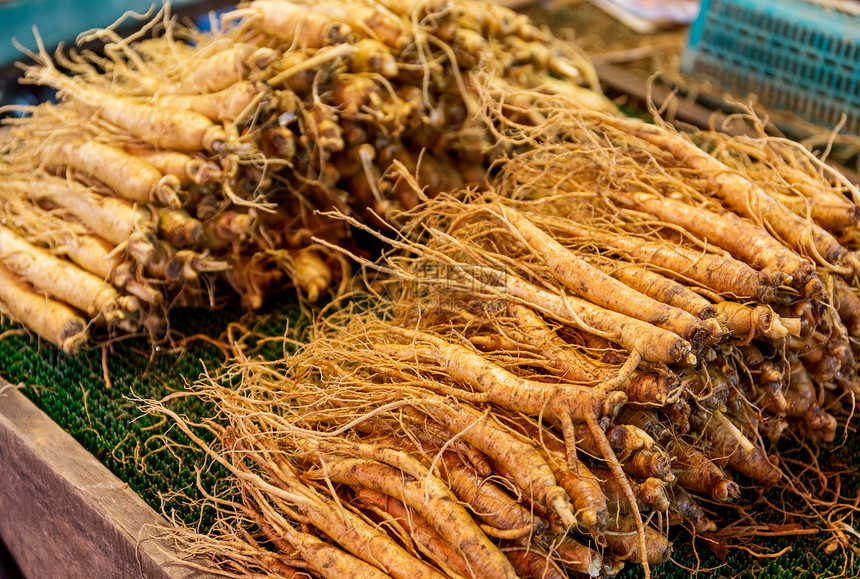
[0, 383, 215, 579]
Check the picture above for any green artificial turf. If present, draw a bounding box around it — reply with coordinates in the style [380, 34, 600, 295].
[1, 299, 858, 578]
[0, 299, 304, 531]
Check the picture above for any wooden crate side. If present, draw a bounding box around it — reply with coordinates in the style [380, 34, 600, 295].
[0, 385, 213, 579]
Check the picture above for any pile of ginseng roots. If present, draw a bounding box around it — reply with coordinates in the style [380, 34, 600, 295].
[145, 85, 860, 579]
[0, 0, 610, 352]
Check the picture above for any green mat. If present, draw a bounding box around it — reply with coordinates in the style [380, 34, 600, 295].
[0, 300, 857, 578]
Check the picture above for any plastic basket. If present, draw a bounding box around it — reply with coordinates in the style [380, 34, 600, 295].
[681, 0, 860, 134]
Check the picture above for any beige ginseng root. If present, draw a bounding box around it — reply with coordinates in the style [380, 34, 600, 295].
[370, 323, 654, 577]
[37, 138, 182, 207]
[151, 80, 269, 124]
[618, 407, 740, 501]
[713, 301, 797, 341]
[592, 465, 670, 518]
[542, 535, 607, 577]
[348, 38, 399, 77]
[241, 484, 392, 579]
[528, 210, 784, 305]
[353, 488, 473, 579]
[9, 173, 154, 251]
[618, 407, 739, 502]
[699, 409, 783, 487]
[670, 487, 717, 535]
[0, 192, 118, 273]
[223, 0, 354, 49]
[143, 44, 278, 96]
[667, 438, 740, 503]
[592, 113, 856, 275]
[131, 148, 224, 186]
[300, 432, 540, 539]
[156, 208, 204, 248]
[611, 191, 818, 297]
[621, 446, 673, 482]
[833, 276, 860, 338]
[0, 262, 87, 353]
[592, 258, 717, 321]
[739, 344, 790, 415]
[199, 210, 255, 251]
[510, 418, 609, 532]
[696, 129, 860, 232]
[230, 246, 334, 306]
[501, 275, 695, 366]
[486, 86, 849, 276]
[504, 543, 567, 579]
[355, 413, 494, 478]
[459, 201, 721, 349]
[0, 224, 136, 323]
[604, 517, 673, 566]
[677, 364, 733, 412]
[468, 302, 678, 402]
[0, 196, 162, 306]
[436, 450, 541, 539]
[149, 401, 445, 579]
[613, 193, 824, 298]
[305, 457, 518, 578]
[304, 0, 415, 51]
[360, 192, 695, 366]
[409, 397, 576, 530]
[232, 434, 449, 579]
[24, 54, 241, 154]
[783, 354, 839, 443]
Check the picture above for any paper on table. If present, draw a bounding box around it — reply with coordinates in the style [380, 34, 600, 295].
[590, 0, 701, 33]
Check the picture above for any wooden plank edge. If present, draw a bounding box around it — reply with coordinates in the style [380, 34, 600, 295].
[0, 382, 218, 579]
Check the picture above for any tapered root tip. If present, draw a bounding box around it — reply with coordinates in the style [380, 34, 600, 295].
[653, 542, 673, 564]
[845, 251, 860, 278]
[602, 391, 628, 417]
[698, 318, 723, 346]
[803, 276, 826, 300]
[60, 321, 88, 355]
[761, 315, 789, 340]
[779, 317, 803, 337]
[580, 510, 598, 529]
[155, 175, 182, 208]
[713, 480, 741, 502]
[545, 486, 576, 529]
[585, 551, 604, 577]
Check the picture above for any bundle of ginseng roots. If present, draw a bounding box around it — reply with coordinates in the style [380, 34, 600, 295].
[0, 0, 608, 353]
[145, 86, 860, 579]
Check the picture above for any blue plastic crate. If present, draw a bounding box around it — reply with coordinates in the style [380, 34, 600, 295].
[681, 0, 860, 134]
